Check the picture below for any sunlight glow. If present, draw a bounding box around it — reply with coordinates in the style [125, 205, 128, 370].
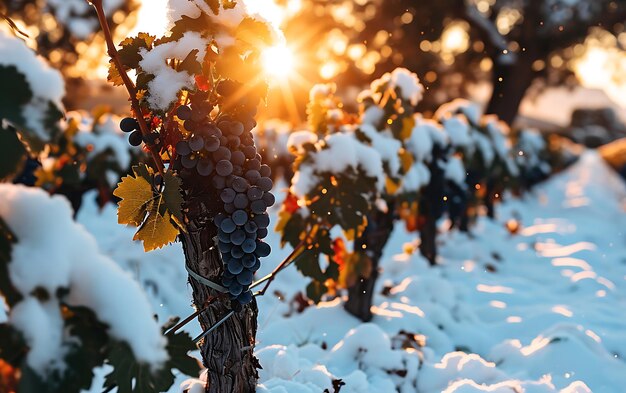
[262, 45, 296, 79]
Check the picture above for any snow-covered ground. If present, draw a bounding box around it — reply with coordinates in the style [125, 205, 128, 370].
[79, 151, 626, 392]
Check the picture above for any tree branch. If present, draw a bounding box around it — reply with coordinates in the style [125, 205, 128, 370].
[87, 0, 165, 175]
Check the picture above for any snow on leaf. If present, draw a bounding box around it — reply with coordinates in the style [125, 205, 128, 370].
[113, 164, 155, 227]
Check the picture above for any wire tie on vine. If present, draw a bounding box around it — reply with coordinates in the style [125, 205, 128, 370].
[193, 310, 235, 344]
[185, 264, 229, 293]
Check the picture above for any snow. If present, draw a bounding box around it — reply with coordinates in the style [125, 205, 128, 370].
[445, 156, 467, 187]
[47, 0, 124, 38]
[369, 68, 424, 106]
[70, 111, 134, 172]
[0, 29, 64, 139]
[290, 132, 385, 197]
[286, 130, 317, 155]
[359, 124, 402, 177]
[139, 32, 208, 110]
[0, 185, 168, 375]
[72, 149, 626, 393]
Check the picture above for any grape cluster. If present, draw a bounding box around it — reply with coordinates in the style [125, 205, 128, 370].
[173, 94, 275, 305]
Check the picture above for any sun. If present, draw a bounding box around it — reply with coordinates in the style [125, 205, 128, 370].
[262, 45, 296, 79]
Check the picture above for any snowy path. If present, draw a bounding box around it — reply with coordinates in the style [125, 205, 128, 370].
[79, 151, 626, 392]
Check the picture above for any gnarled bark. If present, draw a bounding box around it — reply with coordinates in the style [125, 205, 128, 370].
[181, 221, 259, 393]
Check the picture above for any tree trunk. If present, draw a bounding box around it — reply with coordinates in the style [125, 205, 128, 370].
[419, 202, 437, 266]
[344, 201, 396, 322]
[485, 57, 535, 125]
[181, 221, 259, 393]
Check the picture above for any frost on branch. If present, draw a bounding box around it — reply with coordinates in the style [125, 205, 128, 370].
[0, 30, 64, 150]
[0, 184, 169, 388]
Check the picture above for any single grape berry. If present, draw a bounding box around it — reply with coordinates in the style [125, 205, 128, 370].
[176, 105, 192, 120]
[227, 259, 244, 275]
[216, 160, 234, 177]
[233, 193, 248, 209]
[221, 276, 233, 287]
[218, 241, 232, 253]
[218, 230, 230, 243]
[214, 213, 226, 227]
[237, 269, 253, 285]
[243, 145, 257, 159]
[246, 159, 261, 171]
[231, 150, 246, 166]
[230, 229, 246, 246]
[176, 140, 191, 156]
[238, 290, 253, 304]
[229, 282, 243, 296]
[257, 227, 268, 239]
[247, 186, 263, 201]
[254, 213, 270, 229]
[224, 203, 236, 214]
[232, 210, 248, 226]
[230, 121, 244, 136]
[231, 246, 244, 259]
[241, 238, 257, 253]
[262, 192, 276, 207]
[242, 254, 256, 268]
[221, 218, 236, 234]
[244, 221, 258, 234]
[260, 164, 271, 178]
[257, 177, 273, 192]
[181, 155, 197, 169]
[214, 147, 232, 162]
[205, 136, 220, 152]
[250, 200, 266, 214]
[227, 135, 241, 148]
[232, 177, 248, 193]
[129, 130, 143, 146]
[197, 159, 214, 176]
[255, 241, 271, 257]
[245, 170, 261, 184]
[218, 120, 231, 134]
[189, 134, 205, 151]
[221, 188, 236, 204]
[120, 117, 139, 133]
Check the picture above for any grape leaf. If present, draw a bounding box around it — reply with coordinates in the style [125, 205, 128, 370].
[133, 208, 179, 252]
[162, 170, 184, 225]
[203, 0, 220, 14]
[118, 33, 156, 70]
[178, 49, 203, 76]
[107, 60, 124, 86]
[113, 164, 155, 226]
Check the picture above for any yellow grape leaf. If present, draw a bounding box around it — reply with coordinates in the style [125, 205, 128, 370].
[113, 166, 155, 226]
[107, 60, 124, 86]
[275, 209, 292, 235]
[400, 116, 415, 140]
[133, 209, 179, 252]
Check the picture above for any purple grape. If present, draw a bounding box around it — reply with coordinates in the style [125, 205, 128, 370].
[251, 258, 261, 271]
[251, 200, 266, 214]
[262, 192, 275, 207]
[189, 134, 205, 151]
[247, 186, 263, 201]
[224, 203, 236, 214]
[221, 218, 236, 234]
[227, 259, 244, 275]
[214, 147, 232, 162]
[223, 269, 235, 278]
[221, 188, 236, 204]
[218, 241, 232, 253]
[257, 227, 268, 239]
[260, 164, 271, 178]
[245, 170, 261, 184]
[231, 151, 246, 166]
[234, 193, 248, 209]
[232, 177, 248, 193]
[221, 276, 233, 287]
[230, 121, 244, 136]
[176, 105, 192, 120]
[227, 135, 241, 148]
[214, 213, 226, 226]
[243, 145, 257, 159]
[120, 117, 139, 132]
[216, 160, 234, 176]
[205, 136, 220, 152]
[238, 290, 253, 304]
[231, 246, 244, 259]
[244, 221, 258, 234]
[242, 254, 256, 268]
[218, 230, 230, 243]
[255, 241, 271, 257]
[129, 130, 143, 146]
[230, 229, 246, 245]
[257, 177, 273, 192]
[229, 282, 243, 296]
[212, 175, 226, 189]
[218, 120, 231, 134]
[241, 238, 256, 253]
[232, 210, 248, 226]
[181, 155, 197, 169]
[254, 213, 270, 229]
[246, 159, 261, 171]
[176, 140, 191, 156]
[237, 269, 253, 285]
[197, 159, 214, 176]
